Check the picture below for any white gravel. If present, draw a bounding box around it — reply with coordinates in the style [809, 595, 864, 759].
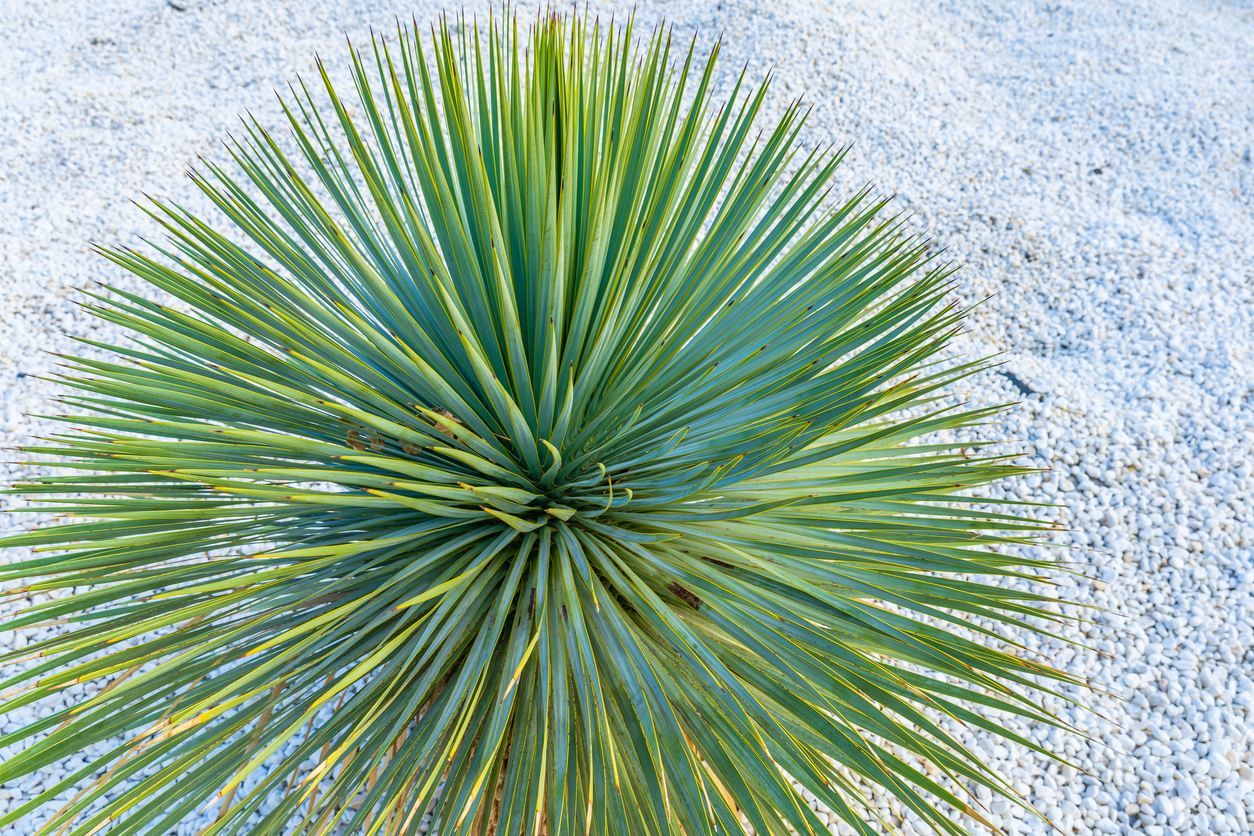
[2, 1, 1253, 835]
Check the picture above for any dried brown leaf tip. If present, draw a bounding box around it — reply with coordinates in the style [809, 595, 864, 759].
[667, 581, 702, 610]
[341, 419, 384, 452]
[432, 408, 464, 442]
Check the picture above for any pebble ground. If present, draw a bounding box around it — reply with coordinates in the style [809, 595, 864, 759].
[1, 1, 1252, 835]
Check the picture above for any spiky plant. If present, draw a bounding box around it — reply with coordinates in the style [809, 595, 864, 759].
[0, 12, 1084, 836]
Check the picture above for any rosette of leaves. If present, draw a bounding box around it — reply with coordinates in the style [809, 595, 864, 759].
[0, 12, 1085, 836]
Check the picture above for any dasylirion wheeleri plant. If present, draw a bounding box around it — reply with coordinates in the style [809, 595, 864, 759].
[0, 10, 1088, 836]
